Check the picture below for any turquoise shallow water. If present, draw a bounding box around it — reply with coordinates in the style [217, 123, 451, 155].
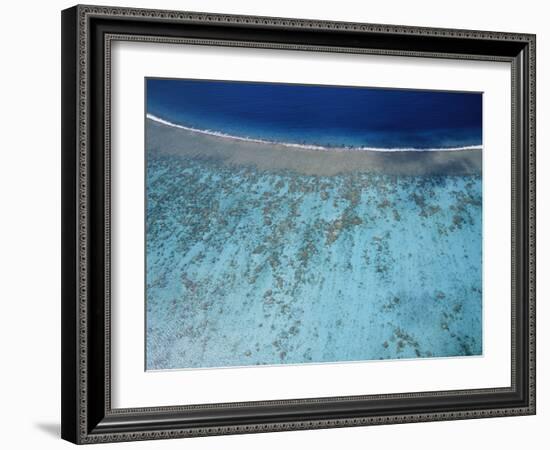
[146, 154, 482, 370]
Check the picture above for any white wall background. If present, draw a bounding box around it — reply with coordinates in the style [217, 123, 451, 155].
[0, 0, 545, 448]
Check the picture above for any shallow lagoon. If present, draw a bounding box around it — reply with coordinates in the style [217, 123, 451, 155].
[145, 123, 482, 370]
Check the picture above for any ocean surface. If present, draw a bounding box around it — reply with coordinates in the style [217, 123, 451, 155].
[147, 79, 482, 150]
[145, 80, 483, 370]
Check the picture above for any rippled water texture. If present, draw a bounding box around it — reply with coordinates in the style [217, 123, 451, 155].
[145, 122, 482, 370]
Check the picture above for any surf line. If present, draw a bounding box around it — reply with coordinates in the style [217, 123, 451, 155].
[147, 113, 482, 153]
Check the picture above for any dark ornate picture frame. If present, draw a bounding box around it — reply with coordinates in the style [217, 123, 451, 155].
[61, 4, 536, 444]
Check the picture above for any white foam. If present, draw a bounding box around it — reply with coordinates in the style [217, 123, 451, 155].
[147, 113, 482, 153]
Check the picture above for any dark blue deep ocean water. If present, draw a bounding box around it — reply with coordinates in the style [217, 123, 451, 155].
[147, 79, 482, 149]
[145, 79, 483, 370]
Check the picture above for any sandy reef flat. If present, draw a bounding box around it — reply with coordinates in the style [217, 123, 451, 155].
[146, 119, 482, 177]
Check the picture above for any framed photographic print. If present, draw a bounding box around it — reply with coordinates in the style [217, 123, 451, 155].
[61, 4, 536, 444]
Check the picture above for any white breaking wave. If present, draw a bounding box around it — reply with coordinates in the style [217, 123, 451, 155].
[147, 113, 482, 153]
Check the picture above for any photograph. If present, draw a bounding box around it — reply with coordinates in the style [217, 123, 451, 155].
[145, 79, 483, 370]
